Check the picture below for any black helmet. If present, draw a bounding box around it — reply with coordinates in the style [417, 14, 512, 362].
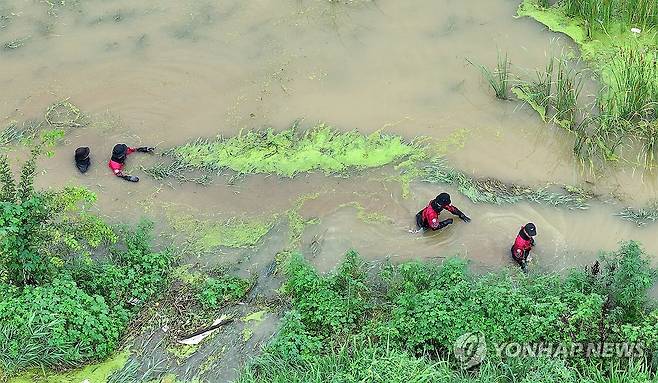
[524, 223, 537, 237]
[74, 147, 90, 173]
[436, 192, 451, 206]
[112, 143, 128, 162]
[75, 147, 89, 162]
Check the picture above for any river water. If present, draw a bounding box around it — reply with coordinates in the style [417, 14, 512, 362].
[2, 0, 657, 274]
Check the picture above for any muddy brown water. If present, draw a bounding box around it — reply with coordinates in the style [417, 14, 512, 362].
[2, 0, 657, 268]
[2, 0, 658, 379]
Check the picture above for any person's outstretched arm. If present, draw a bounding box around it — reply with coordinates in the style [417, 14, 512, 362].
[445, 205, 471, 222]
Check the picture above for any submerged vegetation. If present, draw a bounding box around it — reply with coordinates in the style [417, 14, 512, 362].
[517, 0, 658, 169]
[616, 201, 658, 226]
[146, 123, 419, 179]
[240, 243, 658, 382]
[422, 158, 592, 209]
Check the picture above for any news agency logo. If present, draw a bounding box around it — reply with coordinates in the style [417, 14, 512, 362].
[453, 331, 646, 369]
[453, 331, 487, 369]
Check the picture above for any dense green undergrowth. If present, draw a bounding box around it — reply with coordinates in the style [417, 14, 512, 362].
[145, 123, 419, 179]
[0, 154, 173, 380]
[240, 243, 658, 382]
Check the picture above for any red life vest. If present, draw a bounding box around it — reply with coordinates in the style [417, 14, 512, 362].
[511, 227, 533, 260]
[108, 147, 135, 175]
[421, 201, 457, 230]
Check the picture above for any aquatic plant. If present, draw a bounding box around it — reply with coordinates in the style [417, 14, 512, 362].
[553, 59, 584, 130]
[45, 99, 88, 129]
[165, 210, 275, 252]
[147, 124, 418, 180]
[601, 46, 658, 122]
[3, 36, 30, 50]
[616, 201, 658, 226]
[561, 0, 657, 31]
[513, 57, 554, 121]
[421, 158, 591, 209]
[467, 51, 511, 100]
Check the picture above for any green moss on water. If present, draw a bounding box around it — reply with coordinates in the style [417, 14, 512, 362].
[165, 208, 275, 252]
[161, 124, 418, 178]
[341, 202, 393, 224]
[9, 351, 130, 383]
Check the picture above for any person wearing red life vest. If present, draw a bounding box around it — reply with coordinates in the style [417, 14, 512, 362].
[511, 223, 537, 271]
[108, 143, 154, 182]
[415, 192, 471, 231]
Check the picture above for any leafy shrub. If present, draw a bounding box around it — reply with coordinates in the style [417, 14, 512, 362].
[197, 274, 251, 309]
[263, 310, 324, 363]
[242, 244, 658, 382]
[0, 277, 125, 377]
[70, 220, 174, 308]
[283, 250, 370, 335]
[0, 155, 173, 377]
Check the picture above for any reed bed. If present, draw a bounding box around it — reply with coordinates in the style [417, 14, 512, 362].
[562, 0, 658, 31]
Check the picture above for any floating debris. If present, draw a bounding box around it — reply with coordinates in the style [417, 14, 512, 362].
[45, 99, 89, 129]
[3, 36, 30, 50]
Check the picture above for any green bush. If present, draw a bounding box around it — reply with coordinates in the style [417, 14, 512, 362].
[283, 250, 369, 335]
[197, 274, 251, 309]
[72, 220, 173, 307]
[0, 277, 125, 376]
[242, 244, 658, 382]
[0, 155, 173, 378]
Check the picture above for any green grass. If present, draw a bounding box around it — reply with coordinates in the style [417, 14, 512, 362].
[147, 124, 418, 180]
[467, 51, 511, 100]
[517, 0, 658, 168]
[513, 57, 554, 121]
[562, 0, 657, 31]
[553, 59, 584, 130]
[421, 158, 591, 209]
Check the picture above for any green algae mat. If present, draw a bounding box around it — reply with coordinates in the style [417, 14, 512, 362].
[146, 124, 419, 179]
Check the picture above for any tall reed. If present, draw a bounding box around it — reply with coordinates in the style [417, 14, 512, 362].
[467, 51, 511, 100]
[553, 59, 583, 130]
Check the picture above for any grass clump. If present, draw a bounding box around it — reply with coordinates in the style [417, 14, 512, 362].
[148, 124, 418, 180]
[239, 242, 658, 382]
[422, 158, 591, 209]
[518, 0, 658, 168]
[616, 201, 658, 226]
[467, 51, 511, 100]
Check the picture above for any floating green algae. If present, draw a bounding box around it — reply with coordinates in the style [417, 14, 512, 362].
[166, 210, 275, 252]
[9, 350, 130, 383]
[341, 202, 393, 224]
[422, 158, 591, 209]
[150, 124, 419, 179]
